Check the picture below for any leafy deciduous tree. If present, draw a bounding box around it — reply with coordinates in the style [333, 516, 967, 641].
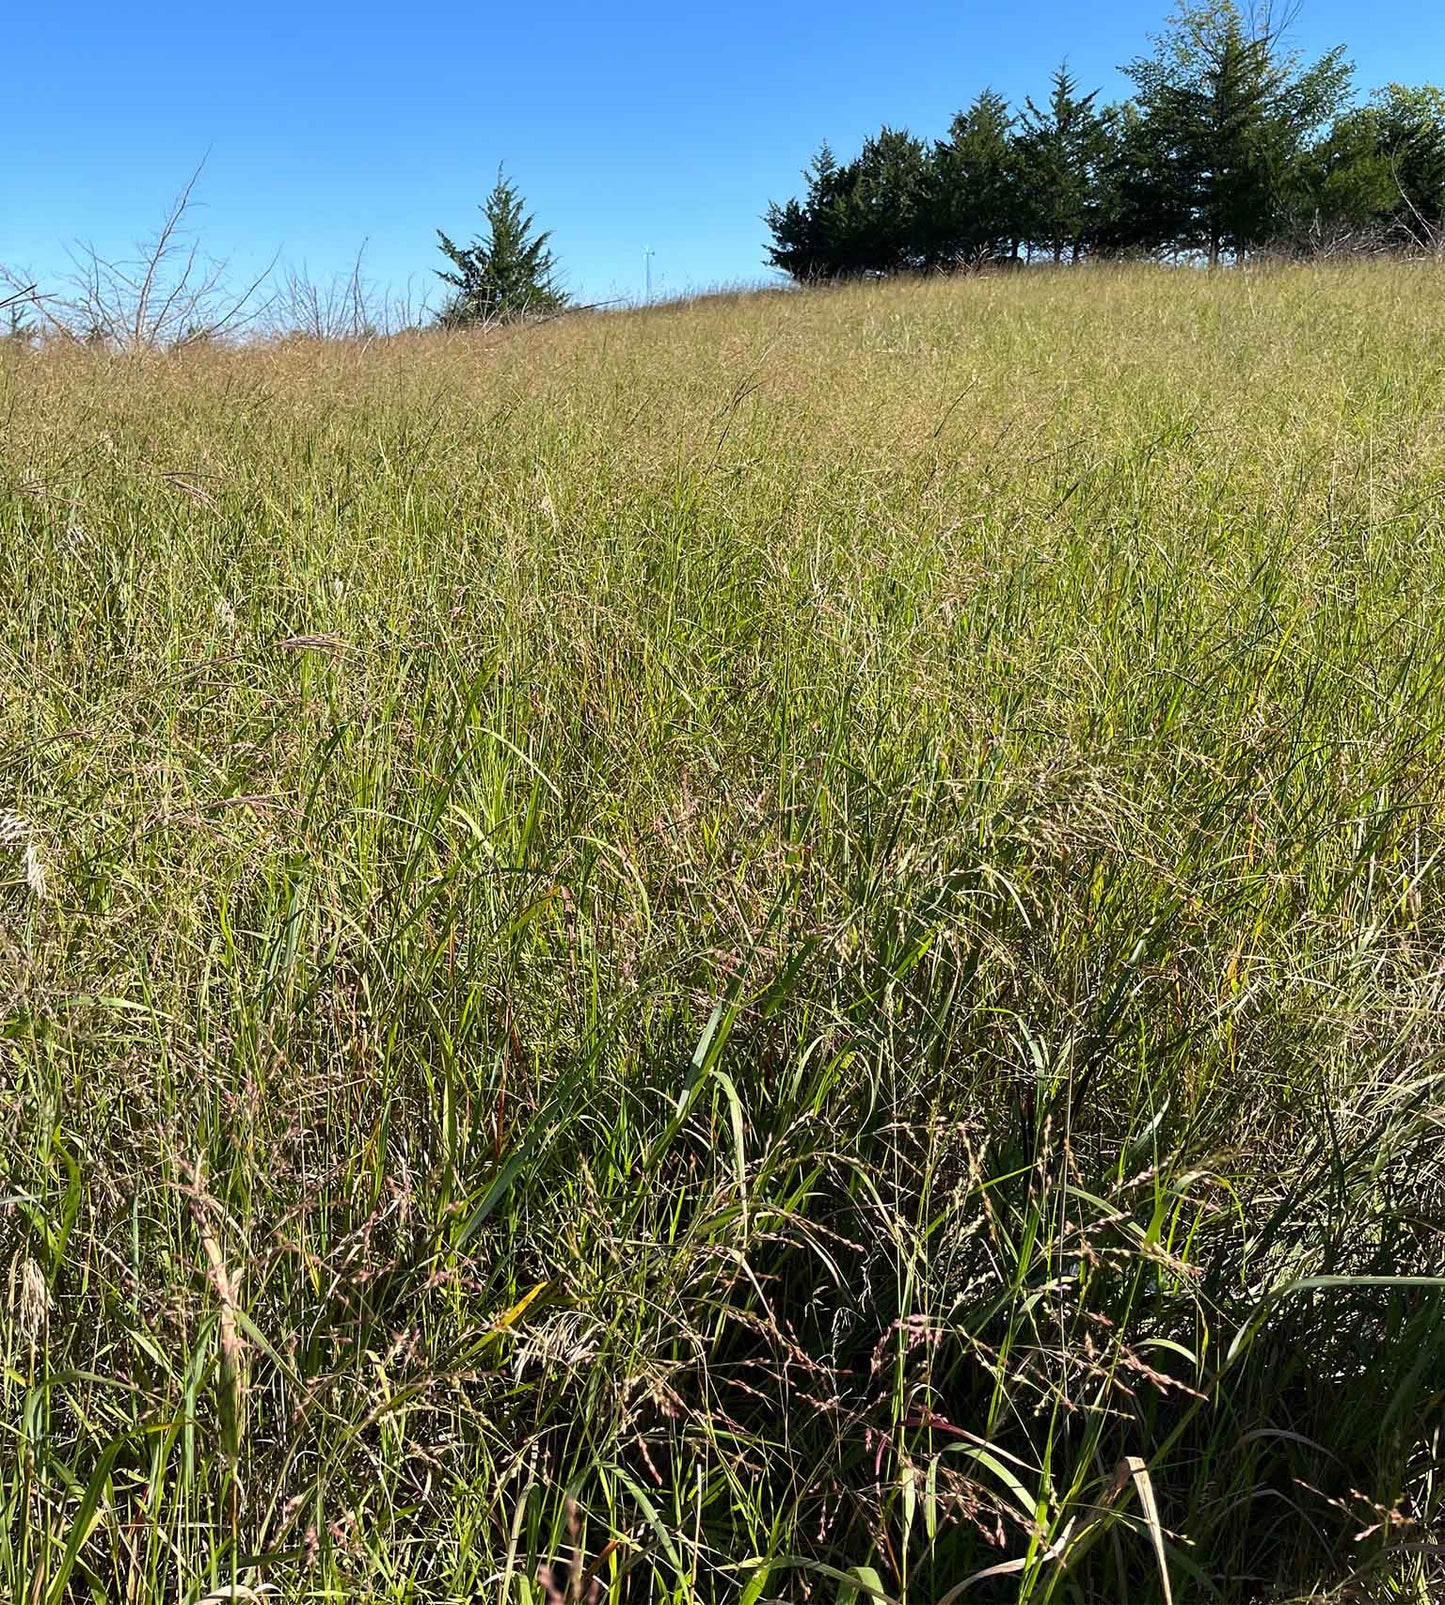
[1308, 85, 1445, 246]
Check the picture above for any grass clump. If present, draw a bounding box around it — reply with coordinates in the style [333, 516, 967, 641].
[1, 264, 1443, 1602]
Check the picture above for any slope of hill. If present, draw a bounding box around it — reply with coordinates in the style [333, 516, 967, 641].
[3, 265, 1443, 1602]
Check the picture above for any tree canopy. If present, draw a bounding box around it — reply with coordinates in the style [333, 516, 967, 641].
[766, 1, 1445, 278]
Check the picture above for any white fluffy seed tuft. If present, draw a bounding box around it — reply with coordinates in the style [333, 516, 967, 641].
[0, 811, 50, 900]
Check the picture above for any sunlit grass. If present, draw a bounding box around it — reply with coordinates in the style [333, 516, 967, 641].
[2, 262, 1443, 1602]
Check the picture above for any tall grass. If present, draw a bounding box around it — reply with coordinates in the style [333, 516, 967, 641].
[1, 264, 1443, 1602]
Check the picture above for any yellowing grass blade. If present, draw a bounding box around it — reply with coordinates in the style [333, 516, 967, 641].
[490, 1280, 548, 1333]
[1122, 1455, 1173, 1605]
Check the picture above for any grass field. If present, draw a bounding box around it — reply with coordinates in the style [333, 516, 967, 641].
[3, 264, 1444, 1603]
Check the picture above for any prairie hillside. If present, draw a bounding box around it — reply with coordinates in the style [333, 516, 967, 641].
[3, 264, 1444, 1602]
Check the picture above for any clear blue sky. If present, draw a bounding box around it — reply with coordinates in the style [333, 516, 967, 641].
[2, 1, 1434, 310]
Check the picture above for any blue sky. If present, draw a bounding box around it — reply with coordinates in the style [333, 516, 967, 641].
[3, 1, 1435, 310]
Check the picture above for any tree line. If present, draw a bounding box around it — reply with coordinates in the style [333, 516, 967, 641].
[766, 0, 1445, 279]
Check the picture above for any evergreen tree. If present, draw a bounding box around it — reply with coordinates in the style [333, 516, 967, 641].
[1123, 0, 1351, 263]
[765, 144, 847, 280]
[838, 127, 931, 273]
[1095, 99, 1190, 255]
[766, 129, 929, 278]
[1017, 66, 1109, 261]
[925, 91, 1023, 266]
[436, 171, 566, 325]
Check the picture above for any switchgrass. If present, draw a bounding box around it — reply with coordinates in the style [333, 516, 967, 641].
[2, 263, 1444, 1603]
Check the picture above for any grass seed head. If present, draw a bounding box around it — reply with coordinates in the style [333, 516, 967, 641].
[14, 1257, 50, 1342]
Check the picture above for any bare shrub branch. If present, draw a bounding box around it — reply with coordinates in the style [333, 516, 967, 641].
[38, 162, 277, 351]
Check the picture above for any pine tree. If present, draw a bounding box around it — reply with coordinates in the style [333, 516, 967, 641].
[1123, 0, 1350, 264]
[925, 91, 1023, 267]
[766, 130, 929, 279]
[1094, 100, 1189, 255]
[760, 3, 1432, 274]
[765, 145, 845, 280]
[436, 171, 566, 326]
[1017, 66, 1109, 262]
[840, 127, 931, 273]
